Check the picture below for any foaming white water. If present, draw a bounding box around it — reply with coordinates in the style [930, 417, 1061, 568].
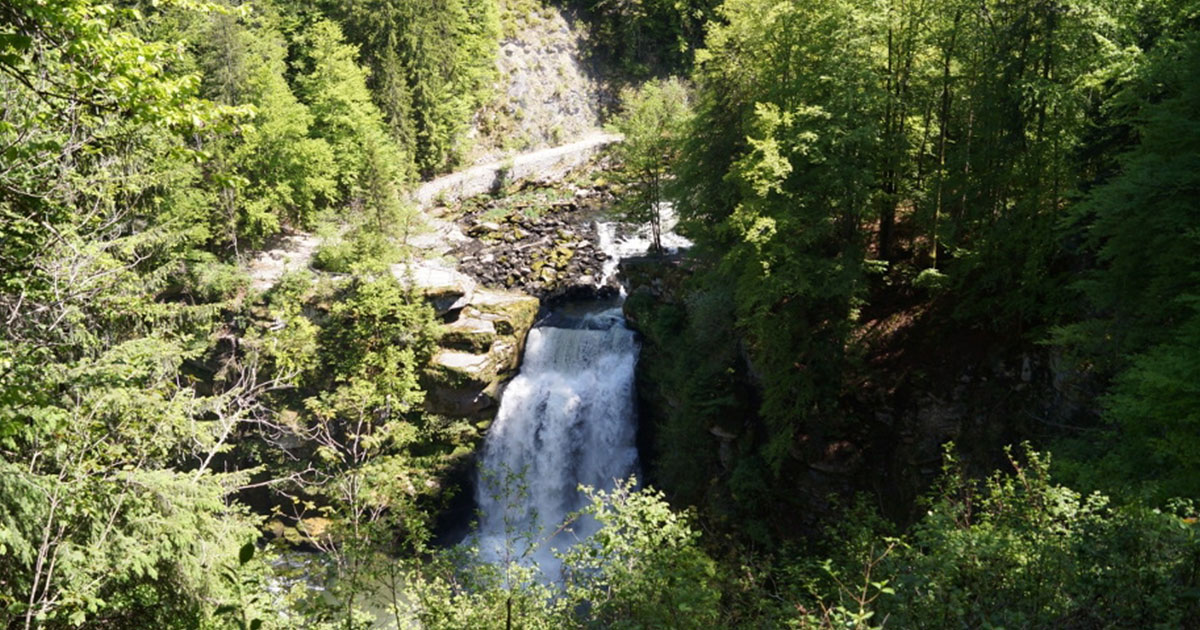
[473, 204, 690, 580]
[596, 203, 692, 288]
[473, 308, 639, 579]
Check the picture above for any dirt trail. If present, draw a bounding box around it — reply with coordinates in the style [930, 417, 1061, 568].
[412, 131, 619, 208]
[245, 132, 619, 290]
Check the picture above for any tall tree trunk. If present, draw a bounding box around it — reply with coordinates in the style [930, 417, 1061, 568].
[879, 15, 897, 261]
[933, 9, 963, 269]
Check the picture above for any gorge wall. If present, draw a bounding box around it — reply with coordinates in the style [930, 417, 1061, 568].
[620, 259, 1082, 537]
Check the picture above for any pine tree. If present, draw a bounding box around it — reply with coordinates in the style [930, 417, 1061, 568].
[333, 0, 500, 177]
[196, 9, 337, 247]
[297, 18, 410, 222]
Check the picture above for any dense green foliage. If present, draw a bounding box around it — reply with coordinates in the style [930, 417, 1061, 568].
[631, 0, 1200, 529]
[569, 0, 720, 77]
[4, 0, 1200, 627]
[608, 77, 690, 252]
[329, 0, 500, 177]
[192, 7, 337, 248]
[0, 3, 266, 626]
[0, 0, 452, 626]
[785, 446, 1200, 630]
[671, 0, 1135, 460]
[618, 0, 1200, 625]
[1053, 31, 1200, 501]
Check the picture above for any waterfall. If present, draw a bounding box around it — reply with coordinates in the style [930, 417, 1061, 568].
[473, 306, 639, 578]
[472, 212, 690, 579]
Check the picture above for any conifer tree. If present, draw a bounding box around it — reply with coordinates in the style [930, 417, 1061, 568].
[297, 18, 410, 225]
[197, 9, 337, 248]
[333, 0, 500, 177]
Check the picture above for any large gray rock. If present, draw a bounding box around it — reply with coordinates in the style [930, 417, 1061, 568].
[462, 6, 610, 167]
[393, 260, 476, 316]
[247, 232, 321, 291]
[441, 315, 498, 353]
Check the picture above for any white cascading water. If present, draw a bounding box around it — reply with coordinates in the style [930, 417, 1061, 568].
[473, 206, 691, 579]
[596, 202, 693, 289]
[473, 307, 638, 577]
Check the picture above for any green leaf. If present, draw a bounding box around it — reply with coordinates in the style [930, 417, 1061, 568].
[0, 33, 33, 52]
[238, 541, 254, 565]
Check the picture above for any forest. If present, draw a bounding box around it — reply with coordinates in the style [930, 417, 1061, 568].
[2, 0, 1199, 628]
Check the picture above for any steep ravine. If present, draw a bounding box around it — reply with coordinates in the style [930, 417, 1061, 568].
[247, 2, 633, 562]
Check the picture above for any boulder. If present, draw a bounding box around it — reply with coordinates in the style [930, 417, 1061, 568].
[441, 316, 498, 353]
[468, 220, 502, 237]
[393, 260, 476, 316]
[468, 288, 539, 340]
[618, 254, 691, 301]
[427, 350, 497, 390]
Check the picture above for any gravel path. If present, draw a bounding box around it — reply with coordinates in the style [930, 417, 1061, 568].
[244, 132, 618, 291]
[411, 131, 619, 208]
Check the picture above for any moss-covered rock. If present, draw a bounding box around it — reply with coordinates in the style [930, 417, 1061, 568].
[423, 288, 539, 417]
[392, 260, 476, 315]
[618, 254, 691, 302]
[470, 288, 538, 340]
[441, 316, 498, 352]
[426, 350, 495, 388]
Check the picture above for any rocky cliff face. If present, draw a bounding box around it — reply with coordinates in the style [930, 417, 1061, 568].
[418, 176, 625, 422]
[467, 4, 610, 163]
[419, 173, 631, 424]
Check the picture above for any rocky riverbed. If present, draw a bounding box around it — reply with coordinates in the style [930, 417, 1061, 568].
[451, 179, 621, 303]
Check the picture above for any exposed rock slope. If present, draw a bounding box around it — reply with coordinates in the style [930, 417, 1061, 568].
[468, 5, 610, 163]
[452, 179, 618, 301]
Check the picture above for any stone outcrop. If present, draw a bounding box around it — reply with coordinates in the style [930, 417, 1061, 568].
[246, 231, 321, 291]
[619, 253, 690, 292]
[421, 287, 540, 419]
[618, 254, 693, 329]
[466, 5, 611, 165]
[393, 259, 477, 316]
